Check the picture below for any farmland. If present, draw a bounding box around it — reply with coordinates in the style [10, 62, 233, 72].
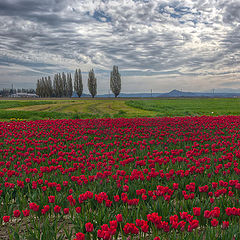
[0, 99, 240, 240]
[0, 98, 240, 120]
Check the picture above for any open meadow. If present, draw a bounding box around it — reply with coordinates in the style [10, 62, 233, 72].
[0, 98, 239, 240]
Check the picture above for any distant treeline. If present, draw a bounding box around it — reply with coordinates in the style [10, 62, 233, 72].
[36, 66, 121, 98]
[0, 88, 35, 97]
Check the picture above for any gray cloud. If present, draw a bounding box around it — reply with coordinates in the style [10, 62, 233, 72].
[0, 0, 239, 93]
[223, 1, 240, 24]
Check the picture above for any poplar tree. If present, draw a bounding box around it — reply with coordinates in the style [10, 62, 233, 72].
[44, 77, 48, 97]
[47, 76, 53, 97]
[74, 69, 83, 97]
[42, 77, 47, 97]
[88, 69, 97, 98]
[53, 74, 58, 97]
[62, 72, 67, 97]
[110, 65, 121, 98]
[58, 73, 63, 97]
[37, 78, 44, 97]
[67, 73, 73, 97]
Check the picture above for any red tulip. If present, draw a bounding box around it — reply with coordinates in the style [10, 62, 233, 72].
[85, 222, 94, 232]
[3, 216, 10, 222]
[75, 207, 81, 214]
[193, 207, 201, 216]
[54, 205, 61, 213]
[222, 221, 229, 229]
[115, 214, 123, 222]
[48, 195, 55, 203]
[75, 232, 85, 240]
[63, 208, 69, 214]
[211, 219, 218, 227]
[13, 210, 21, 218]
[22, 209, 30, 217]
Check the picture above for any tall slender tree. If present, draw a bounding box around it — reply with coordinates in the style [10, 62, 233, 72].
[43, 76, 52, 97]
[47, 76, 53, 97]
[62, 72, 67, 97]
[74, 69, 78, 95]
[88, 69, 97, 98]
[110, 65, 121, 98]
[42, 77, 47, 97]
[67, 73, 73, 97]
[74, 69, 83, 97]
[44, 77, 48, 97]
[53, 74, 58, 97]
[58, 73, 63, 97]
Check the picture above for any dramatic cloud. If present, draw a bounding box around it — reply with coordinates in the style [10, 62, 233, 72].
[0, 0, 239, 93]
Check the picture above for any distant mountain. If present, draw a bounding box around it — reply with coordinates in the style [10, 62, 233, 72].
[159, 89, 197, 97]
[158, 89, 240, 98]
[71, 90, 240, 98]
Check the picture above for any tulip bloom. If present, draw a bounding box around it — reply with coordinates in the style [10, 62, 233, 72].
[3, 216, 10, 222]
[63, 208, 69, 214]
[222, 221, 229, 229]
[75, 207, 81, 214]
[211, 219, 219, 227]
[54, 205, 61, 213]
[22, 209, 30, 217]
[13, 210, 21, 218]
[48, 195, 55, 203]
[75, 232, 85, 240]
[193, 207, 201, 216]
[115, 214, 123, 222]
[85, 222, 94, 232]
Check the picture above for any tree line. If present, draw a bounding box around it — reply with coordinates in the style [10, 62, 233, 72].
[36, 66, 121, 98]
[0, 88, 35, 97]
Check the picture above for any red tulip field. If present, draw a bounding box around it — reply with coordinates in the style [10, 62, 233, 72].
[0, 116, 239, 239]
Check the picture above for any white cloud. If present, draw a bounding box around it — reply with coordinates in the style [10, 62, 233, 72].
[0, 0, 239, 92]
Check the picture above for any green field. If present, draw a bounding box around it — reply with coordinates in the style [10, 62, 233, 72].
[126, 98, 240, 116]
[0, 98, 239, 120]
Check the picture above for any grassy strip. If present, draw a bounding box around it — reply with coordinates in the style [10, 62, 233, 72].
[125, 100, 160, 112]
[0, 100, 57, 109]
[0, 110, 94, 120]
[125, 98, 240, 116]
[0, 109, 151, 120]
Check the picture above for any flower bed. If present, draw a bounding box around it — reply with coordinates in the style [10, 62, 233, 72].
[0, 116, 239, 239]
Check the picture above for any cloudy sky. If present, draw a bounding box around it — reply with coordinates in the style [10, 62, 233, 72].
[0, 0, 240, 93]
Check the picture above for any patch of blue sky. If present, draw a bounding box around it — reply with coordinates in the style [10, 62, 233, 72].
[158, 4, 199, 26]
[92, 10, 111, 23]
[159, 5, 200, 19]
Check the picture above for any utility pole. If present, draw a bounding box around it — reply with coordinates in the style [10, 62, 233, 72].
[151, 89, 152, 98]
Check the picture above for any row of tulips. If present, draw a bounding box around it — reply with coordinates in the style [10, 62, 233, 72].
[2, 208, 239, 239]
